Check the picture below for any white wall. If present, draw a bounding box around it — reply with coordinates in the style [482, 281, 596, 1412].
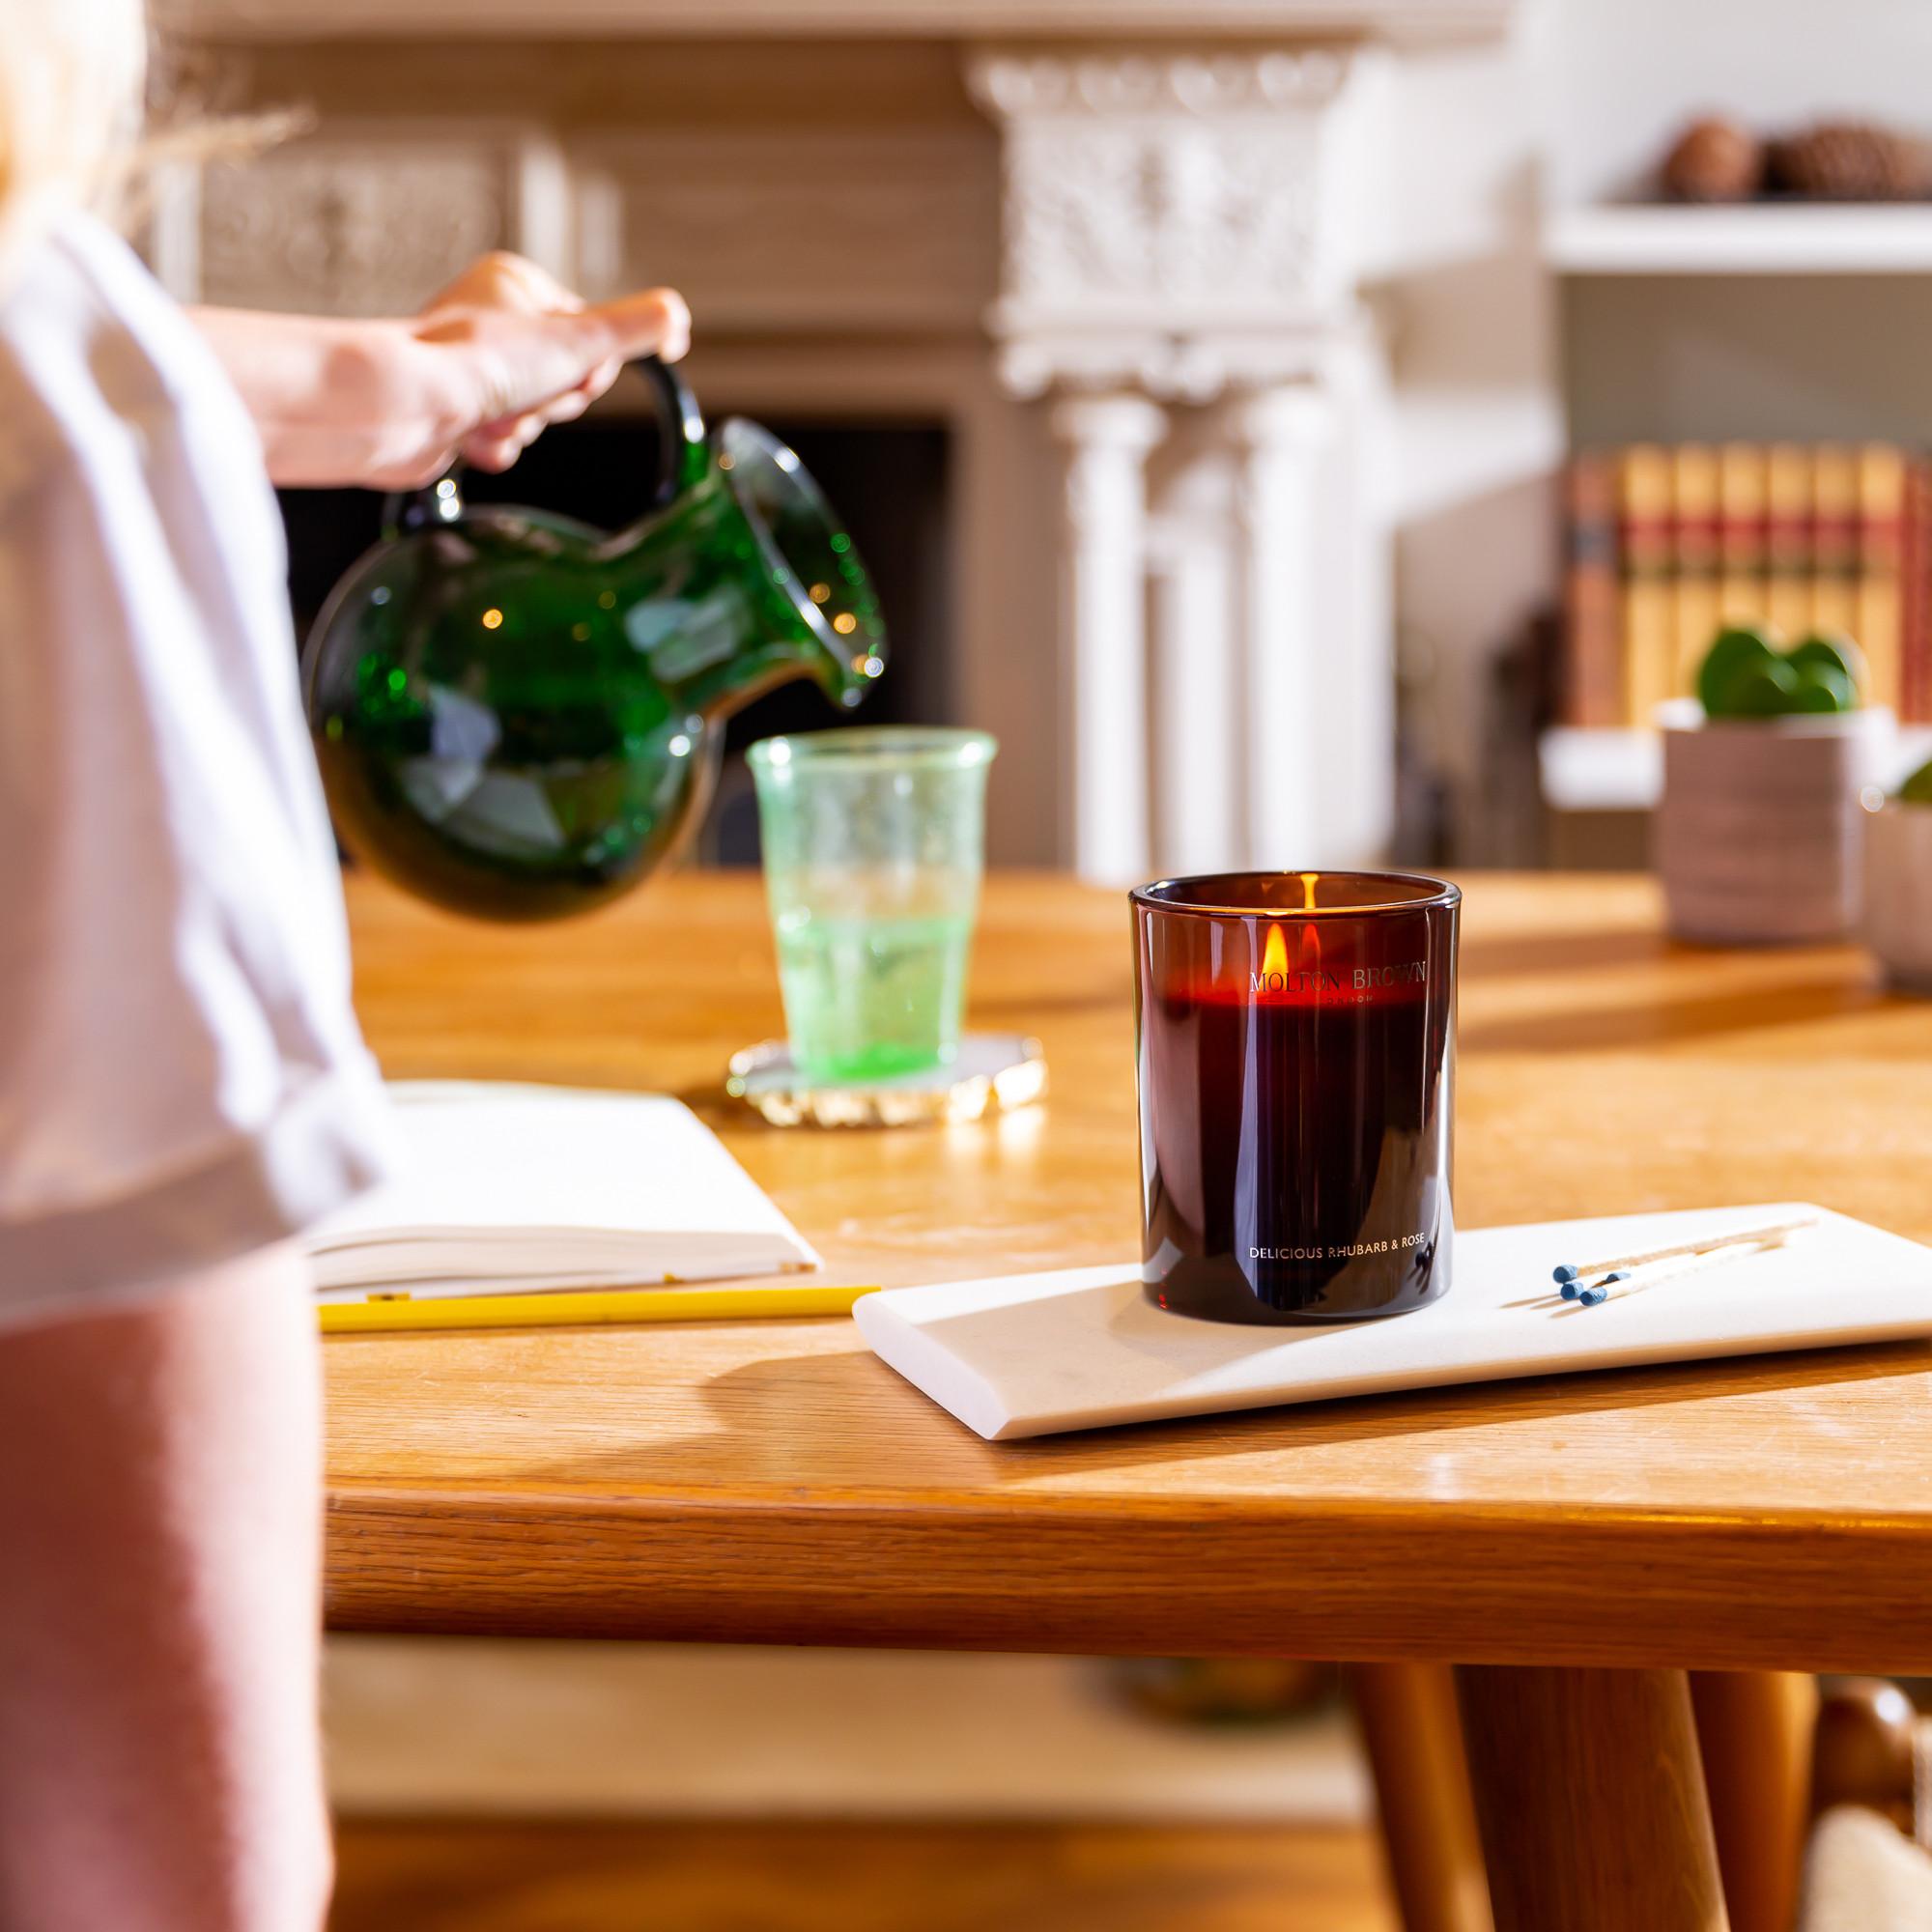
[1370, 5, 1566, 841]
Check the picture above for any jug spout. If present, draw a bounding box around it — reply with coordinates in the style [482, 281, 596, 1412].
[614, 416, 886, 722]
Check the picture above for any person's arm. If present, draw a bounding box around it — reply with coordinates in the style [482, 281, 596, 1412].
[192, 252, 690, 490]
[0, 1246, 330, 1932]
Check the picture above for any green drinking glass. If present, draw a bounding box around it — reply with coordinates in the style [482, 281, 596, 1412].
[301, 358, 887, 922]
[748, 727, 998, 1084]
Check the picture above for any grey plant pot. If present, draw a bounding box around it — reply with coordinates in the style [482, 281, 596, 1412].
[1863, 798, 1932, 993]
[1655, 706, 1892, 945]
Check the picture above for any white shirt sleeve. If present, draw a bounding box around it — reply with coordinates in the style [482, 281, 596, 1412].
[0, 212, 393, 1323]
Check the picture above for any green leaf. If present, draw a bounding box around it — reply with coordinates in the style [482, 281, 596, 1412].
[1708, 655, 1803, 718]
[1696, 624, 1781, 716]
[1788, 631, 1867, 700]
[1787, 664, 1854, 713]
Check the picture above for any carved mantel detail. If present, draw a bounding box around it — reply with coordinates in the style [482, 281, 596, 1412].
[149, 124, 570, 315]
[202, 149, 506, 315]
[967, 46, 1368, 402]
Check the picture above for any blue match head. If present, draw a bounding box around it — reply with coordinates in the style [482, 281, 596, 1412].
[1559, 1281, 1581, 1301]
[1605, 1270, 1630, 1283]
[1578, 1285, 1608, 1306]
[1553, 1264, 1578, 1285]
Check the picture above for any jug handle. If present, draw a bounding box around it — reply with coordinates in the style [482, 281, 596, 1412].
[634, 354, 710, 506]
[382, 355, 709, 535]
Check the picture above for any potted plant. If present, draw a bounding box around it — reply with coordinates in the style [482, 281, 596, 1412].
[1863, 755, 1932, 990]
[1656, 624, 1891, 944]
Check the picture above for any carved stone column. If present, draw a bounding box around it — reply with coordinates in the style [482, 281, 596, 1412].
[1147, 447, 1238, 876]
[968, 44, 1388, 879]
[1051, 392, 1168, 883]
[1227, 382, 1335, 866]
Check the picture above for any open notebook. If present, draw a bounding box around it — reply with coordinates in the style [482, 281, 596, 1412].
[309, 1081, 818, 1302]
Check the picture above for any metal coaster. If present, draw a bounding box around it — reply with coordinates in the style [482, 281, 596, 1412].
[725, 1034, 1047, 1128]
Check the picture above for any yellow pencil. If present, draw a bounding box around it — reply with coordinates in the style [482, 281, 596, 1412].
[319, 1283, 876, 1334]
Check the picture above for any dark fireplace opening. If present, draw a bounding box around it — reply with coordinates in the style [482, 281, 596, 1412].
[279, 412, 952, 867]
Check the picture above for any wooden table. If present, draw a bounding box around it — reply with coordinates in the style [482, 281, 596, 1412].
[330, 871, 1932, 1932]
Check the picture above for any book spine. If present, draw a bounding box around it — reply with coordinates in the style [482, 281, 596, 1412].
[1809, 445, 1860, 639]
[1903, 458, 1931, 724]
[1856, 443, 1906, 716]
[1671, 444, 1721, 697]
[1764, 443, 1812, 640]
[1561, 452, 1623, 726]
[1716, 441, 1769, 639]
[1920, 455, 1932, 724]
[1620, 444, 1675, 729]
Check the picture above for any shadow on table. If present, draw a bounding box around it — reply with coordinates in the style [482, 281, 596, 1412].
[1460, 976, 1884, 1054]
[930, 1340, 1932, 1478]
[529, 1332, 1932, 1490]
[1457, 926, 1668, 979]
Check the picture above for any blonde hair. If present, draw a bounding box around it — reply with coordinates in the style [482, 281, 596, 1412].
[0, 0, 147, 259]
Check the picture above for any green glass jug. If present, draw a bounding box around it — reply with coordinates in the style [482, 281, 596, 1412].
[301, 358, 887, 921]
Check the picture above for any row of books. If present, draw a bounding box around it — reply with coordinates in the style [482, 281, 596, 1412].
[1561, 442, 1932, 727]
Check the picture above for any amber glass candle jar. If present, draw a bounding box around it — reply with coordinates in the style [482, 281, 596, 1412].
[1131, 870, 1460, 1324]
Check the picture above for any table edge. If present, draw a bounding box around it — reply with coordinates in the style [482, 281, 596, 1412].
[325, 1486, 1932, 1671]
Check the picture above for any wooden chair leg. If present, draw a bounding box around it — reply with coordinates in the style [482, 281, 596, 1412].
[1690, 1670, 1818, 1932]
[1811, 1675, 1918, 1834]
[1455, 1664, 1730, 1932]
[1350, 1662, 1494, 1932]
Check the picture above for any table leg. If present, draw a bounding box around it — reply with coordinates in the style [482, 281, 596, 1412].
[1455, 1665, 1730, 1932]
[1690, 1670, 1817, 1932]
[1350, 1662, 1494, 1932]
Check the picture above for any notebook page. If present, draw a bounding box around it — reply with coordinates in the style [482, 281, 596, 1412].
[309, 1081, 817, 1295]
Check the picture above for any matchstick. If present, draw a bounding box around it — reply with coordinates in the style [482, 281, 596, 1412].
[1552, 1212, 1819, 1288]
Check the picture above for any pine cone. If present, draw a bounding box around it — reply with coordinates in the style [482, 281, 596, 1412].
[1769, 121, 1932, 201]
[1662, 117, 1764, 203]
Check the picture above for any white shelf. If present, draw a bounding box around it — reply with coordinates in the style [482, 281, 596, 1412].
[1538, 726, 1664, 811]
[1545, 203, 1932, 276]
[1540, 722, 1932, 812]
[166, 0, 1517, 39]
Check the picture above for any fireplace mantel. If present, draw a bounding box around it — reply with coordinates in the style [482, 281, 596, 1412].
[157, 11, 1521, 877]
[167, 0, 1511, 45]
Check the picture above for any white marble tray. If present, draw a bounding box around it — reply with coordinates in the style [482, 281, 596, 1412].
[854, 1203, 1932, 1440]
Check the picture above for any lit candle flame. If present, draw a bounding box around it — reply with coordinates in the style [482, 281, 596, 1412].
[1299, 871, 1319, 913]
[1262, 923, 1289, 981]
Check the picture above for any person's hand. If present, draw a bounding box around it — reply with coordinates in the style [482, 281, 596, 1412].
[191, 254, 691, 492]
[403, 252, 690, 480]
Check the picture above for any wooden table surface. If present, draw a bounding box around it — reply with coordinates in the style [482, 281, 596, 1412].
[327, 870, 1932, 1674]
